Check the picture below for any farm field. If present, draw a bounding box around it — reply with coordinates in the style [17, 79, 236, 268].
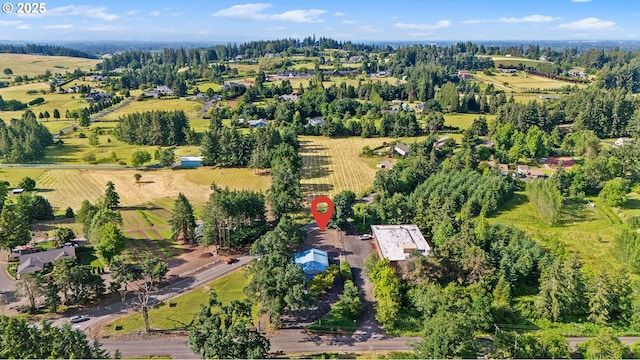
[102, 269, 253, 334]
[473, 71, 585, 93]
[98, 98, 203, 120]
[490, 55, 548, 68]
[0, 81, 98, 120]
[299, 135, 433, 200]
[0, 54, 99, 78]
[490, 192, 640, 272]
[444, 113, 495, 129]
[33, 167, 270, 211]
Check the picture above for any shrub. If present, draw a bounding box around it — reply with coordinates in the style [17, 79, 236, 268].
[310, 264, 339, 293]
[628, 216, 640, 229]
[340, 259, 352, 281]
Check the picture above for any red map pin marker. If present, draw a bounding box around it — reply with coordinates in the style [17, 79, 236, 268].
[311, 196, 334, 231]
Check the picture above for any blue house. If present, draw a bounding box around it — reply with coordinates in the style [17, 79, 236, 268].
[180, 156, 203, 168]
[293, 248, 329, 278]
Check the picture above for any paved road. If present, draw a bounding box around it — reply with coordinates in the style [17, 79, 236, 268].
[99, 334, 640, 358]
[52, 255, 251, 330]
[0, 251, 16, 293]
[101, 332, 420, 358]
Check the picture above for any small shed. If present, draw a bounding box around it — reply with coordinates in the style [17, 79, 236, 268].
[12, 188, 24, 195]
[294, 248, 329, 278]
[394, 143, 410, 157]
[180, 156, 203, 168]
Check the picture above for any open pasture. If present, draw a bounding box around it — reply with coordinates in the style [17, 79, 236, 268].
[473, 71, 585, 93]
[98, 98, 203, 120]
[0, 82, 93, 120]
[490, 55, 547, 68]
[0, 54, 99, 78]
[444, 113, 495, 130]
[29, 166, 269, 211]
[490, 192, 640, 272]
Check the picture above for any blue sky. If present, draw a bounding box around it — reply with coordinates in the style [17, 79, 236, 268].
[0, 0, 637, 42]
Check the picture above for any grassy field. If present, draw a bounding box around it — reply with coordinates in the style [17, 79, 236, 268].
[99, 98, 203, 120]
[474, 71, 584, 92]
[490, 192, 640, 271]
[33, 167, 270, 211]
[0, 54, 99, 78]
[0, 167, 46, 187]
[0, 82, 98, 120]
[299, 135, 436, 200]
[444, 113, 495, 130]
[490, 55, 547, 68]
[102, 269, 253, 334]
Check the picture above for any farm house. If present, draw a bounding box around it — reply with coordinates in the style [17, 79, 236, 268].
[180, 156, 203, 168]
[294, 248, 329, 278]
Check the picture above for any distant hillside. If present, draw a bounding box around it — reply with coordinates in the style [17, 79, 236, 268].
[0, 44, 97, 59]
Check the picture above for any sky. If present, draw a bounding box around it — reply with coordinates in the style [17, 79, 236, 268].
[0, 0, 638, 43]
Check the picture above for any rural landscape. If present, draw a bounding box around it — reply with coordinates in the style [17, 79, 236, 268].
[1, 1, 640, 359]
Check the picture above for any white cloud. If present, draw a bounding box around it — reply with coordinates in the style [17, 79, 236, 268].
[390, 16, 399, 20]
[149, 10, 161, 16]
[342, 19, 357, 24]
[0, 20, 22, 26]
[16, 24, 31, 29]
[125, 10, 139, 16]
[497, 15, 561, 23]
[557, 17, 616, 30]
[53, 5, 119, 21]
[45, 24, 74, 29]
[358, 25, 383, 33]
[212, 3, 272, 19]
[213, 3, 325, 23]
[461, 19, 487, 24]
[393, 20, 451, 30]
[271, 9, 326, 23]
[18, 5, 119, 20]
[334, 12, 345, 17]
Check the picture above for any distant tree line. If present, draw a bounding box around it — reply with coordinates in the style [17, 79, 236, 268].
[0, 43, 97, 59]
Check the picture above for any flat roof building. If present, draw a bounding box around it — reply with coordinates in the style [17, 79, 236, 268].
[371, 224, 430, 262]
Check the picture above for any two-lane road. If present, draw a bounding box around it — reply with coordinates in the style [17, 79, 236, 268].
[53, 255, 252, 330]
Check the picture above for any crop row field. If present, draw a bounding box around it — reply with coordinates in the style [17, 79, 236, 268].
[32, 167, 269, 213]
[299, 135, 433, 200]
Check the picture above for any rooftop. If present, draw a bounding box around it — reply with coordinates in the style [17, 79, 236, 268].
[371, 224, 430, 262]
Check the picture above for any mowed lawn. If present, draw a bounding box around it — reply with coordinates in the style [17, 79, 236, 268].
[490, 192, 640, 272]
[0, 54, 99, 78]
[102, 269, 254, 334]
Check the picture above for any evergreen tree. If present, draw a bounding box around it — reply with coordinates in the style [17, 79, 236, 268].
[169, 193, 197, 243]
[102, 181, 120, 209]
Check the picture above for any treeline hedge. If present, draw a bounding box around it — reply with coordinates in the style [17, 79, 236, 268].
[115, 110, 189, 146]
[0, 111, 53, 162]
